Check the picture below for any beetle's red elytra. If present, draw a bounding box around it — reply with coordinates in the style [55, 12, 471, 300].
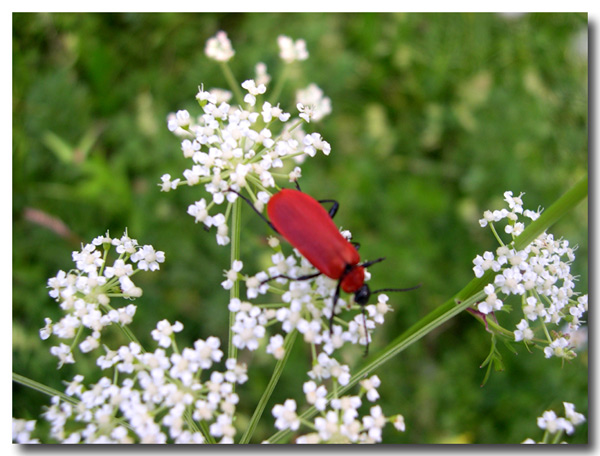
[267, 189, 365, 293]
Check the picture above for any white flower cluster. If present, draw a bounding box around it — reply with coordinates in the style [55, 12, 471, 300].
[12, 419, 39, 444]
[473, 192, 588, 360]
[522, 402, 586, 443]
[27, 322, 246, 443]
[41, 230, 165, 367]
[271, 371, 405, 443]
[223, 242, 393, 357]
[162, 31, 331, 246]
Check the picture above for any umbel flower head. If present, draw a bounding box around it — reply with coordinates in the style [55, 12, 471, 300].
[31, 322, 247, 443]
[161, 31, 332, 246]
[42, 230, 165, 368]
[473, 191, 588, 361]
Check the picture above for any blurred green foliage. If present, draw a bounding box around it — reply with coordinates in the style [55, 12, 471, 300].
[13, 12, 587, 444]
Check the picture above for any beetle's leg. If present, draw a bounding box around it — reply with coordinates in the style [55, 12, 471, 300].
[291, 180, 338, 219]
[329, 278, 343, 333]
[351, 241, 361, 251]
[260, 271, 322, 285]
[227, 189, 278, 233]
[318, 199, 339, 219]
[361, 306, 370, 357]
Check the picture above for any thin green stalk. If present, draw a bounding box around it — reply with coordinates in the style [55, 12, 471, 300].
[119, 323, 146, 353]
[239, 330, 298, 444]
[228, 199, 242, 361]
[267, 176, 587, 443]
[269, 64, 290, 105]
[220, 62, 244, 105]
[512, 176, 587, 250]
[13, 372, 138, 435]
[13, 372, 78, 405]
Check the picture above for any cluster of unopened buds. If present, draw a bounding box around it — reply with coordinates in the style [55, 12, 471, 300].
[472, 191, 587, 360]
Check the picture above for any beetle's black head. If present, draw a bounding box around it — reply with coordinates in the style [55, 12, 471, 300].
[354, 284, 371, 305]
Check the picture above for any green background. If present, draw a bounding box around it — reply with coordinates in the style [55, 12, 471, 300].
[13, 12, 588, 443]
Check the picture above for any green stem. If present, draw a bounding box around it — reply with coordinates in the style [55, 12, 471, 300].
[228, 199, 242, 361]
[269, 64, 290, 105]
[266, 176, 588, 444]
[119, 323, 146, 353]
[220, 62, 244, 106]
[512, 176, 587, 250]
[550, 429, 565, 444]
[12, 372, 78, 405]
[239, 330, 298, 444]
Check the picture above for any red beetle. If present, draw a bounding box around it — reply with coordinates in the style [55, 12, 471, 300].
[229, 187, 419, 335]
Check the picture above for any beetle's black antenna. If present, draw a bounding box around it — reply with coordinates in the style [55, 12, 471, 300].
[360, 257, 385, 268]
[371, 284, 422, 294]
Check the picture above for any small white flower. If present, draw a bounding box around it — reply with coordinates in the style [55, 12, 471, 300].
[514, 319, 534, 342]
[537, 410, 561, 433]
[50, 343, 75, 368]
[72, 244, 104, 274]
[205, 31, 235, 62]
[231, 310, 266, 350]
[393, 414, 406, 432]
[103, 259, 134, 279]
[303, 380, 328, 411]
[296, 84, 331, 122]
[151, 320, 184, 348]
[39, 318, 53, 340]
[362, 405, 386, 442]
[278, 35, 309, 63]
[314, 410, 340, 441]
[494, 267, 525, 295]
[543, 337, 571, 359]
[131, 245, 165, 272]
[297, 103, 315, 123]
[79, 335, 100, 353]
[187, 199, 212, 226]
[563, 402, 586, 427]
[193, 337, 224, 369]
[159, 173, 180, 192]
[272, 399, 300, 431]
[12, 419, 38, 444]
[472, 251, 499, 278]
[266, 334, 285, 360]
[167, 110, 191, 132]
[221, 260, 243, 290]
[360, 375, 381, 402]
[241, 79, 266, 107]
[255, 62, 271, 86]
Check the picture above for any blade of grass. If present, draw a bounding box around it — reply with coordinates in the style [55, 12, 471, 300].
[239, 330, 298, 444]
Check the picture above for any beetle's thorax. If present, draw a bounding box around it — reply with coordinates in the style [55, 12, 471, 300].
[340, 265, 365, 293]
